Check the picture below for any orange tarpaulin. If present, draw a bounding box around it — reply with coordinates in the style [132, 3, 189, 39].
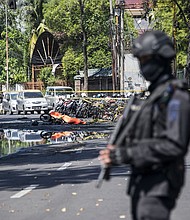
[49, 111, 62, 118]
[49, 111, 86, 124]
[51, 131, 73, 139]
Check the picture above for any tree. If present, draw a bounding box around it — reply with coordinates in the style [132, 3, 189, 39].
[62, 47, 80, 86]
[78, 0, 88, 93]
[38, 66, 56, 88]
[18, 0, 48, 31]
[0, 0, 138, 90]
[174, 0, 190, 84]
[0, 1, 28, 86]
[146, 0, 189, 73]
[43, 0, 112, 91]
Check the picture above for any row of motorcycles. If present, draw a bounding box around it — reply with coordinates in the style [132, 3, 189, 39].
[54, 98, 103, 119]
[39, 97, 126, 124]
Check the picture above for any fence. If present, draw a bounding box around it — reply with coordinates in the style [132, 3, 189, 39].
[24, 82, 44, 90]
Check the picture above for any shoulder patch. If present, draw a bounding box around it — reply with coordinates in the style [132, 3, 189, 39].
[168, 99, 180, 122]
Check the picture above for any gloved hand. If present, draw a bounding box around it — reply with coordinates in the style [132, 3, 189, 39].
[99, 144, 115, 166]
[99, 145, 132, 166]
[110, 147, 131, 165]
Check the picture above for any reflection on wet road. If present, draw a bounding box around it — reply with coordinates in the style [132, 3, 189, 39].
[0, 129, 108, 158]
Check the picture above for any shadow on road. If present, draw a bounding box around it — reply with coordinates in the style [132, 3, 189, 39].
[0, 140, 129, 191]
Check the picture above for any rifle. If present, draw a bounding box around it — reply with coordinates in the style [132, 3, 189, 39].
[96, 95, 137, 188]
[96, 80, 177, 188]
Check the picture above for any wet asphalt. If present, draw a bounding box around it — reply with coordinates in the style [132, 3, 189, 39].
[0, 115, 190, 220]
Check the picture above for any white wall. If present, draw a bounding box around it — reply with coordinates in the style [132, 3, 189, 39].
[2, 84, 25, 92]
[124, 53, 147, 92]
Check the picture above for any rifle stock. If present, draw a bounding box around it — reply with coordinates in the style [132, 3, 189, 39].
[96, 96, 136, 188]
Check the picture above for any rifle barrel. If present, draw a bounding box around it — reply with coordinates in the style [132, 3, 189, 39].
[96, 96, 136, 188]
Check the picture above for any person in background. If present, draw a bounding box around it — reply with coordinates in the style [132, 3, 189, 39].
[99, 30, 190, 220]
[56, 97, 64, 107]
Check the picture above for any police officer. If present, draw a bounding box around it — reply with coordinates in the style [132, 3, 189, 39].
[99, 30, 190, 220]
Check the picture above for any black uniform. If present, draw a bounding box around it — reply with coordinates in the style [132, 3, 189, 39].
[109, 75, 190, 220]
[101, 30, 190, 220]
[119, 76, 190, 220]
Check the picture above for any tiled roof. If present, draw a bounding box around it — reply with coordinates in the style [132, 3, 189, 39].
[91, 68, 112, 78]
[125, 0, 143, 4]
[124, 0, 143, 9]
[74, 68, 112, 79]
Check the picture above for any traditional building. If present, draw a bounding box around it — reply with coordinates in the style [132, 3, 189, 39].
[122, 0, 150, 92]
[124, 0, 149, 33]
[28, 31, 63, 90]
[74, 0, 149, 96]
[74, 68, 113, 97]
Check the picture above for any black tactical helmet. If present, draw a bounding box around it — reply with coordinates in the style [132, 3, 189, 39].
[132, 30, 176, 60]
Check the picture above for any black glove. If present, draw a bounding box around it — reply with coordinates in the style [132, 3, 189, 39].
[110, 147, 131, 165]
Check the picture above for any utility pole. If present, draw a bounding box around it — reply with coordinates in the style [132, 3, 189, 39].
[5, 0, 9, 91]
[119, 0, 125, 96]
[109, 0, 117, 91]
[115, 0, 125, 95]
[78, 0, 88, 96]
[114, 4, 120, 91]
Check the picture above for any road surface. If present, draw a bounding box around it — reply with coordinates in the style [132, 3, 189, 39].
[0, 114, 190, 220]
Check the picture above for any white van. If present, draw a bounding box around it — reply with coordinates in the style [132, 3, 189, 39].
[17, 90, 48, 114]
[45, 86, 75, 109]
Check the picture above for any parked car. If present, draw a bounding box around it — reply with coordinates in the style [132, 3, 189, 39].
[16, 90, 48, 114]
[2, 91, 18, 115]
[44, 86, 75, 109]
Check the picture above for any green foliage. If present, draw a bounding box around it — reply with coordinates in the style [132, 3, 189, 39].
[0, 3, 28, 85]
[124, 11, 138, 49]
[150, 0, 189, 69]
[7, 0, 190, 88]
[62, 48, 78, 79]
[38, 66, 56, 87]
[0, 0, 139, 88]
[43, 0, 113, 81]
[43, 0, 81, 38]
[28, 22, 50, 60]
[8, 58, 27, 84]
[18, 0, 48, 31]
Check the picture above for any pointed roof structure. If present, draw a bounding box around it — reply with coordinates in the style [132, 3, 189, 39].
[31, 31, 62, 66]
